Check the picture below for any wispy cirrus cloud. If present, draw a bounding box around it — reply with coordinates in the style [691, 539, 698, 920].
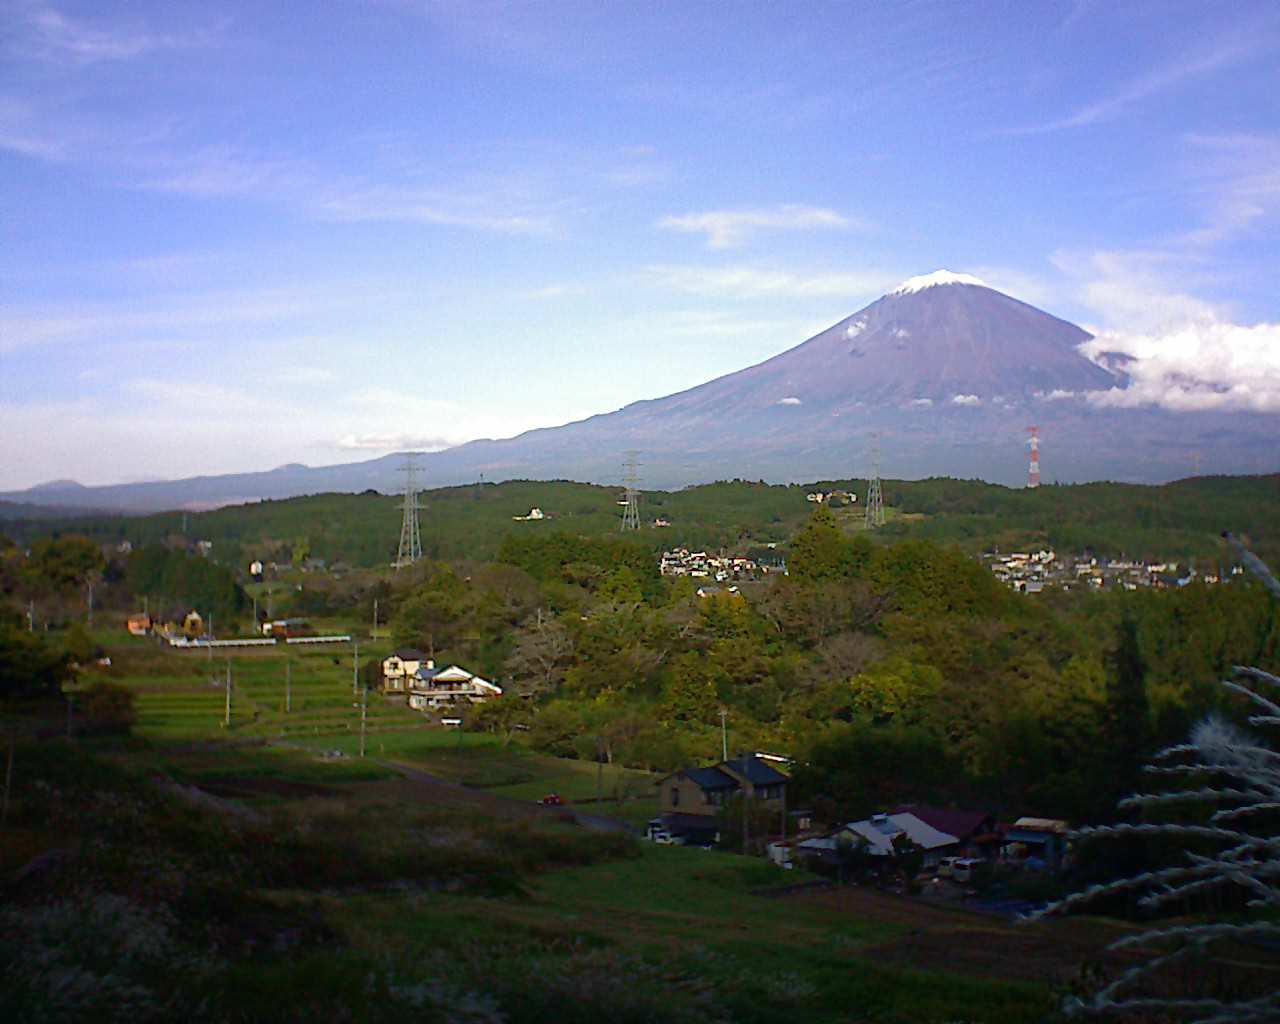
[642, 263, 896, 300]
[1005, 28, 1276, 135]
[657, 204, 855, 249]
[9, 2, 217, 65]
[1177, 133, 1280, 246]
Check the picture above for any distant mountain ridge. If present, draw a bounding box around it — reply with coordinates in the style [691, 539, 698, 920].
[5, 272, 1278, 512]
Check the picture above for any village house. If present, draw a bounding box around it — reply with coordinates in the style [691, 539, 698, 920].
[654, 754, 789, 845]
[382, 648, 429, 694]
[126, 613, 152, 636]
[1002, 817, 1070, 870]
[407, 664, 502, 709]
[659, 547, 759, 582]
[892, 806, 1002, 859]
[792, 811, 964, 871]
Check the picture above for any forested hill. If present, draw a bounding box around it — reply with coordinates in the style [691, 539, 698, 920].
[2, 475, 1277, 570]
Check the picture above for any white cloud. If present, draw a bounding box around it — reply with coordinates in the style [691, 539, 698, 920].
[1051, 248, 1218, 331]
[643, 264, 896, 300]
[12, 4, 216, 65]
[844, 320, 867, 339]
[334, 434, 454, 452]
[1080, 317, 1280, 413]
[908, 398, 933, 407]
[777, 396, 802, 406]
[893, 328, 910, 339]
[951, 394, 982, 406]
[1179, 133, 1280, 246]
[1036, 389, 1078, 401]
[657, 204, 853, 249]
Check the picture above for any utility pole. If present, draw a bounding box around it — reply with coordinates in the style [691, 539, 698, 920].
[285, 658, 292, 713]
[742, 788, 750, 855]
[251, 594, 257, 629]
[352, 638, 360, 695]
[359, 686, 368, 758]
[718, 708, 729, 762]
[86, 581, 94, 628]
[26, 600, 34, 633]
[1, 732, 14, 830]
[596, 735, 604, 805]
[224, 660, 232, 728]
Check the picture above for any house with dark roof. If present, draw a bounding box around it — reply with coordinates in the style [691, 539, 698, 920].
[382, 648, 430, 695]
[654, 754, 789, 844]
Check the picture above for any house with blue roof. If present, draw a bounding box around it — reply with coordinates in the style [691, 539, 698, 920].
[653, 754, 789, 845]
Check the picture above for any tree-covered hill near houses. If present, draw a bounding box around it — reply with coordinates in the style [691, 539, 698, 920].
[2, 474, 1278, 571]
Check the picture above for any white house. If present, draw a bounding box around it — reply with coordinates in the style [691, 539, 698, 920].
[382, 648, 431, 694]
[407, 664, 503, 709]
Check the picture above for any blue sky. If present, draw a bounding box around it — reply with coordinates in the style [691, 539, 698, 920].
[2, 0, 1278, 489]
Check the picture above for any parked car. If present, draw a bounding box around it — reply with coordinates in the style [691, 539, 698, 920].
[644, 820, 682, 844]
[937, 857, 958, 878]
[952, 858, 983, 883]
[539, 793, 565, 806]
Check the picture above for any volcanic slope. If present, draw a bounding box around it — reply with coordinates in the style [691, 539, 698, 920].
[7, 272, 1279, 510]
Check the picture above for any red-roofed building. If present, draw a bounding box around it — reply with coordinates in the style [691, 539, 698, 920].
[892, 805, 1002, 858]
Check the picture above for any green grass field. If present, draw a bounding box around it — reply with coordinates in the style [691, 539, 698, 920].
[78, 636, 660, 822]
[339, 842, 1053, 1024]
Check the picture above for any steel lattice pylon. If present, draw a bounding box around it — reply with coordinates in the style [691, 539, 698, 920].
[864, 433, 886, 529]
[394, 453, 424, 568]
[620, 451, 641, 531]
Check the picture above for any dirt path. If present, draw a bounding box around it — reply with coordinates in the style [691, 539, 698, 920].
[373, 760, 638, 834]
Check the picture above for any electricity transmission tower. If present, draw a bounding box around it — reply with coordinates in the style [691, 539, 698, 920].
[620, 451, 641, 531]
[864, 433, 886, 529]
[394, 452, 424, 569]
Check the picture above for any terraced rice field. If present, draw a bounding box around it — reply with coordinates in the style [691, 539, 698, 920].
[108, 643, 434, 743]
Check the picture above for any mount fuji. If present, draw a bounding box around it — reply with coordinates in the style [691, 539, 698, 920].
[7, 272, 1278, 511]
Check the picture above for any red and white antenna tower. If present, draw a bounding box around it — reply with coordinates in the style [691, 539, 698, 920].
[1027, 426, 1041, 489]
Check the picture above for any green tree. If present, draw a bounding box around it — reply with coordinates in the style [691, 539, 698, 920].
[1105, 615, 1149, 803]
[0, 628, 73, 699]
[790, 506, 855, 582]
[28, 535, 104, 591]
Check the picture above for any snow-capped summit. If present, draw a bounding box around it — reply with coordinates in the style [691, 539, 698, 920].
[891, 270, 988, 295]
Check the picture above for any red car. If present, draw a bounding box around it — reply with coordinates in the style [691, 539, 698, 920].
[539, 793, 565, 806]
